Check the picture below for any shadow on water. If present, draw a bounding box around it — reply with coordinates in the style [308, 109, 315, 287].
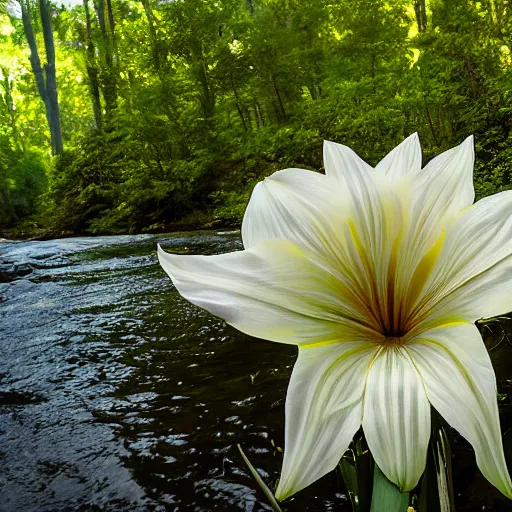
[0, 232, 511, 511]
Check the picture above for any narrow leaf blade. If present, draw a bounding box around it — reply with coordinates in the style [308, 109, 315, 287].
[237, 444, 283, 512]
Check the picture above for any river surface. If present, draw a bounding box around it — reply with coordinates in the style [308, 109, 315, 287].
[0, 232, 511, 512]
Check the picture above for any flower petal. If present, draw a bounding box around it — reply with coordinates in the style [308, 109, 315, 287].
[394, 137, 476, 327]
[275, 341, 378, 500]
[410, 135, 474, 221]
[158, 240, 376, 345]
[412, 190, 512, 328]
[375, 133, 422, 179]
[407, 323, 512, 498]
[241, 168, 347, 251]
[362, 346, 431, 491]
[323, 139, 373, 182]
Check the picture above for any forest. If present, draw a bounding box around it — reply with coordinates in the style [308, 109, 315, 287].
[1, 0, 512, 237]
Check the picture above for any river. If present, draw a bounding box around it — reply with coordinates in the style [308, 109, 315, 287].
[0, 232, 511, 511]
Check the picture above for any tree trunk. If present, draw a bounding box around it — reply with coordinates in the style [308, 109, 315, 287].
[140, 0, 161, 70]
[105, 0, 118, 68]
[252, 105, 260, 129]
[424, 99, 439, 147]
[39, 0, 63, 154]
[19, 0, 63, 155]
[371, 53, 376, 94]
[1, 68, 18, 143]
[106, 0, 115, 40]
[271, 74, 286, 122]
[230, 75, 247, 131]
[94, 0, 117, 115]
[84, 0, 102, 128]
[414, 0, 427, 33]
[197, 60, 214, 119]
[255, 102, 265, 127]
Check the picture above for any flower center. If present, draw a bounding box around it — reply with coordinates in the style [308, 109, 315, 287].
[382, 325, 407, 338]
[347, 216, 446, 345]
[382, 335, 407, 347]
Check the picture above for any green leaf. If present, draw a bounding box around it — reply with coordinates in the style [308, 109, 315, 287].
[339, 453, 361, 511]
[338, 435, 373, 512]
[237, 444, 283, 512]
[370, 465, 409, 512]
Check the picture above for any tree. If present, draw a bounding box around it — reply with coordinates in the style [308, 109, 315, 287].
[93, 0, 117, 117]
[83, 0, 102, 128]
[19, 0, 63, 155]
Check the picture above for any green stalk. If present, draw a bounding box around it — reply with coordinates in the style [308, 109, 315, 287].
[237, 444, 283, 512]
[370, 465, 409, 512]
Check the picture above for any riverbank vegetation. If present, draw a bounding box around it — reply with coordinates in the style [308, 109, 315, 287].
[1, 0, 512, 237]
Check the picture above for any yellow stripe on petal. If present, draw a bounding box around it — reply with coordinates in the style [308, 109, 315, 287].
[301, 339, 342, 349]
[404, 230, 446, 330]
[347, 217, 377, 301]
[348, 218, 368, 268]
[410, 230, 445, 302]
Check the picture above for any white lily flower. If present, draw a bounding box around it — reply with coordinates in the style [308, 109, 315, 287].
[158, 133, 512, 501]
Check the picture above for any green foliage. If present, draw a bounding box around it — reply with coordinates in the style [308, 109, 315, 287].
[0, 133, 47, 227]
[3, 0, 512, 236]
[45, 118, 213, 234]
[474, 138, 512, 199]
[9, 150, 47, 217]
[0, 137, 14, 227]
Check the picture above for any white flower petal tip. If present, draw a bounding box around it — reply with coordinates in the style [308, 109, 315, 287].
[157, 243, 179, 278]
[458, 134, 475, 168]
[156, 243, 167, 269]
[414, 135, 475, 215]
[240, 167, 351, 252]
[323, 139, 373, 180]
[376, 132, 422, 179]
[461, 133, 474, 146]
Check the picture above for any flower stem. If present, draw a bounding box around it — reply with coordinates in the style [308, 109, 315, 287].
[370, 465, 409, 512]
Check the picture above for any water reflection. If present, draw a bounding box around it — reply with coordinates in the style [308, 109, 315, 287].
[0, 233, 510, 511]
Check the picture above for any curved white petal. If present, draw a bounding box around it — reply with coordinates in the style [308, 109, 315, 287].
[407, 323, 512, 498]
[362, 346, 431, 491]
[241, 168, 347, 251]
[158, 240, 376, 345]
[410, 135, 474, 222]
[412, 190, 512, 329]
[275, 341, 378, 500]
[375, 133, 422, 179]
[323, 140, 373, 183]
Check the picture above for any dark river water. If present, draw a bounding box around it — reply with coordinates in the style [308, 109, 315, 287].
[0, 232, 511, 512]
